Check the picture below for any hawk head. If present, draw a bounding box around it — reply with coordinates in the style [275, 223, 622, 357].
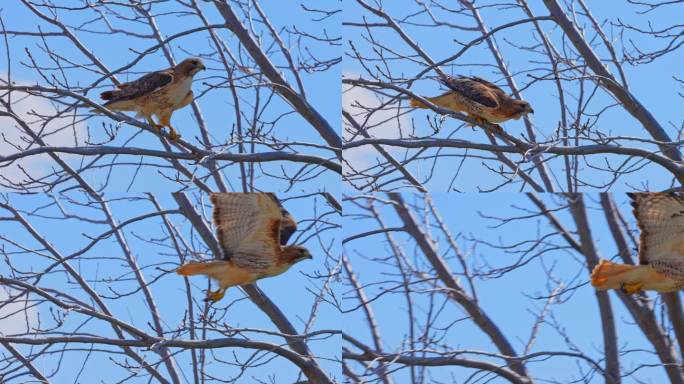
[512, 100, 534, 119]
[178, 57, 206, 76]
[283, 245, 313, 264]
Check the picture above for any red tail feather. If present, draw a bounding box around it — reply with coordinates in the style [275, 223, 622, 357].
[176, 262, 210, 276]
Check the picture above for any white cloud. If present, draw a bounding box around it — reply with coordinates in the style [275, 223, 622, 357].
[0, 81, 84, 188]
[342, 72, 410, 176]
[0, 288, 38, 336]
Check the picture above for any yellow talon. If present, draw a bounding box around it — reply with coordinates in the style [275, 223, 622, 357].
[466, 115, 497, 130]
[621, 281, 643, 294]
[204, 288, 226, 302]
[145, 117, 163, 133]
[168, 129, 181, 142]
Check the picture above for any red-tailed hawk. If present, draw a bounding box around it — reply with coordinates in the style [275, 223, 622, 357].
[176, 193, 312, 302]
[410, 76, 533, 127]
[591, 193, 684, 293]
[98, 57, 205, 141]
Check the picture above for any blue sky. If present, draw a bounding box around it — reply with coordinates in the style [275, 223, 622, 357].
[0, 191, 340, 383]
[343, 193, 673, 383]
[342, 0, 684, 191]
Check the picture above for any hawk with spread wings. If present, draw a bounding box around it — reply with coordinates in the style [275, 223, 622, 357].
[591, 193, 684, 293]
[410, 76, 533, 128]
[176, 193, 312, 302]
[98, 57, 205, 141]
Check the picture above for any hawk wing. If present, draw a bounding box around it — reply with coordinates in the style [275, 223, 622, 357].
[440, 76, 499, 108]
[629, 192, 684, 265]
[266, 193, 297, 245]
[211, 193, 283, 271]
[102, 70, 173, 104]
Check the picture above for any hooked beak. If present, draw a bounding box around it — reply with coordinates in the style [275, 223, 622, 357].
[199, 63, 206, 71]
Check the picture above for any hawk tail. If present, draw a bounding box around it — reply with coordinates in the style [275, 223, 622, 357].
[176, 260, 231, 279]
[590, 259, 638, 290]
[409, 98, 428, 109]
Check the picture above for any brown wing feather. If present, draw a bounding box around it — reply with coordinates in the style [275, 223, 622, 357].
[231, 195, 283, 272]
[211, 193, 263, 259]
[266, 193, 297, 245]
[441, 76, 499, 108]
[469, 77, 507, 95]
[210, 193, 283, 272]
[629, 192, 684, 265]
[101, 70, 173, 104]
[233, 217, 282, 273]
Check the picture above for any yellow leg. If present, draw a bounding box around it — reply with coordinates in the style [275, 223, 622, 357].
[204, 287, 227, 302]
[472, 115, 503, 133]
[168, 127, 180, 142]
[466, 114, 494, 128]
[158, 114, 180, 142]
[464, 114, 477, 127]
[473, 116, 488, 126]
[145, 116, 162, 133]
[621, 281, 643, 294]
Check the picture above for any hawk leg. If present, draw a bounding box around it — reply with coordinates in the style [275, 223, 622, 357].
[472, 116, 503, 133]
[176, 260, 234, 302]
[620, 281, 643, 294]
[472, 116, 488, 126]
[158, 114, 181, 142]
[464, 114, 478, 128]
[204, 287, 227, 302]
[145, 116, 163, 133]
[467, 114, 501, 131]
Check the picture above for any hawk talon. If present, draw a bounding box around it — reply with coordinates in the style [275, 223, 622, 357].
[145, 117, 163, 133]
[620, 281, 643, 294]
[204, 288, 226, 302]
[167, 129, 181, 142]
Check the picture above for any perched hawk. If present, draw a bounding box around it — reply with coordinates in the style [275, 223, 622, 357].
[98, 57, 205, 141]
[176, 193, 312, 302]
[591, 193, 684, 293]
[410, 76, 533, 127]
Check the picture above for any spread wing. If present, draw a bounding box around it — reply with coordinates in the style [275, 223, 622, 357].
[629, 192, 684, 265]
[440, 76, 499, 108]
[211, 193, 282, 271]
[266, 193, 297, 245]
[103, 70, 173, 104]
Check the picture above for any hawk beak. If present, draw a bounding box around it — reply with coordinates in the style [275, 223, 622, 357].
[199, 64, 206, 71]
